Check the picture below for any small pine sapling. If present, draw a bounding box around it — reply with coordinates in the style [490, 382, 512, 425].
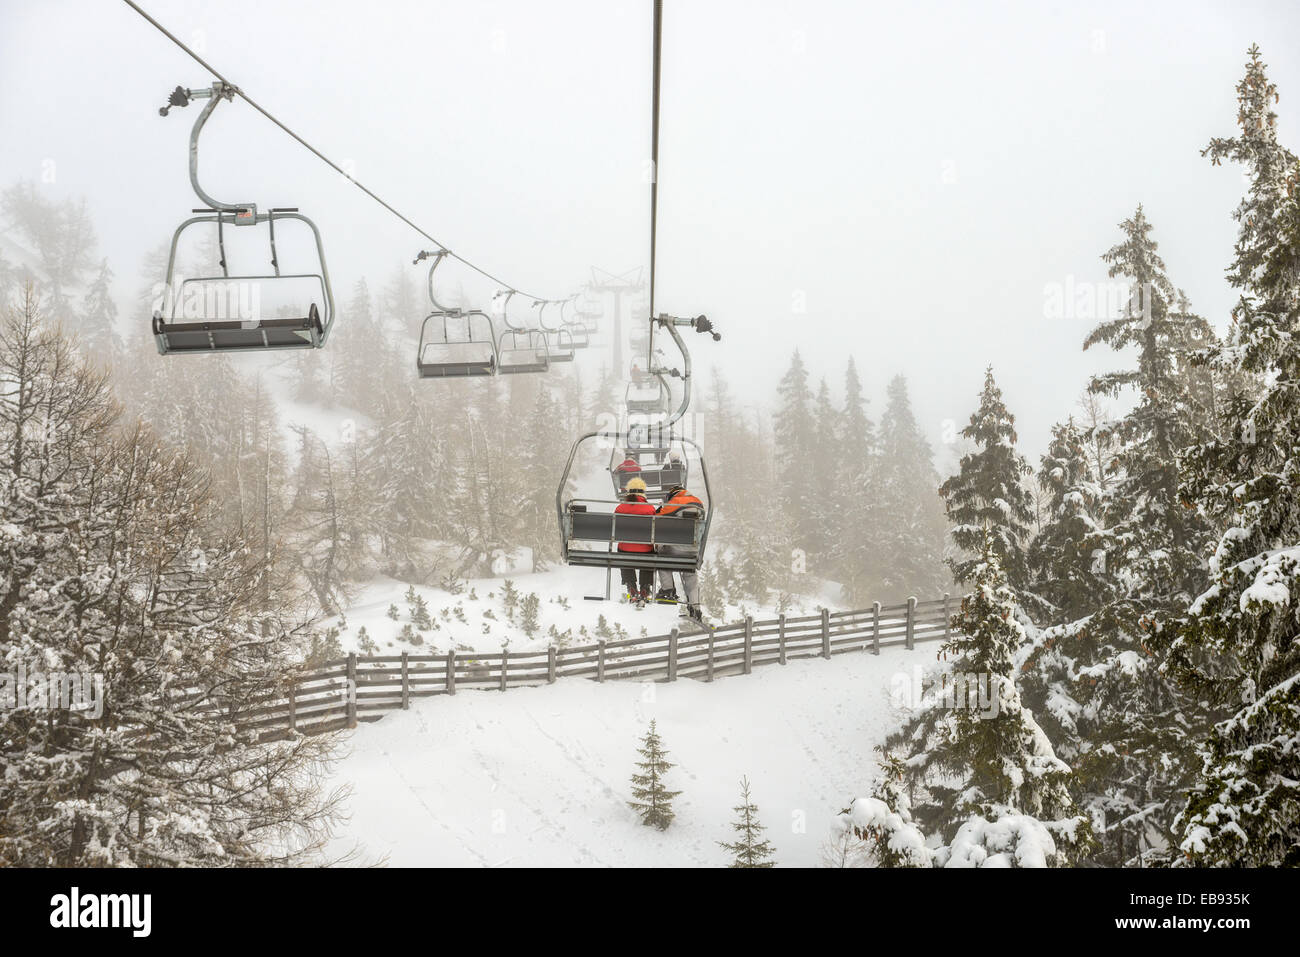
[718, 777, 776, 867]
[629, 720, 682, 830]
[520, 593, 541, 638]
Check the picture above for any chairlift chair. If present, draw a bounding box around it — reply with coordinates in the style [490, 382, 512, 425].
[610, 441, 688, 500]
[534, 301, 576, 363]
[151, 83, 334, 355]
[413, 250, 498, 377]
[496, 329, 550, 374]
[492, 291, 549, 374]
[558, 432, 712, 571]
[625, 376, 670, 416]
[558, 299, 590, 349]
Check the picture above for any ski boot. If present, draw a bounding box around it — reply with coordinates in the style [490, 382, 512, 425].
[654, 588, 679, 605]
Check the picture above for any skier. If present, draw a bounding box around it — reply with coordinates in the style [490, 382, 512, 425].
[615, 477, 656, 607]
[653, 484, 705, 623]
[614, 450, 641, 488]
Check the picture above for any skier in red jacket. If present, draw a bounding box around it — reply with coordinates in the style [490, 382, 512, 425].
[615, 478, 656, 607]
[614, 450, 641, 489]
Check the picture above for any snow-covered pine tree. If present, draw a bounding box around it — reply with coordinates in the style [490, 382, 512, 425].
[702, 367, 782, 599]
[835, 752, 930, 867]
[773, 350, 816, 558]
[78, 257, 121, 365]
[1027, 417, 1114, 625]
[806, 378, 839, 567]
[521, 382, 569, 568]
[871, 375, 950, 601]
[880, 533, 1090, 867]
[628, 720, 681, 830]
[363, 385, 445, 579]
[323, 277, 383, 410]
[1022, 206, 1222, 865]
[830, 356, 877, 600]
[0, 287, 343, 866]
[1168, 45, 1300, 866]
[380, 261, 422, 342]
[519, 593, 540, 638]
[718, 777, 776, 867]
[939, 367, 1035, 592]
[1083, 205, 1218, 613]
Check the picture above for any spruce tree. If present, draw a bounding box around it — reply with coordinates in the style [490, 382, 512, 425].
[1027, 417, 1114, 624]
[1170, 45, 1300, 866]
[939, 367, 1035, 591]
[830, 357, 877, 594]
[78, 258, 121, 364]
[718, 777, 776, 867]
[806, 378, 839, 567]
[629, 720, 681, 830]
[871, 375, 949, 601]
[880, 534, 1090, 867]
[773, 350, 816, 557]
[1023, 206, 1221, 864]
[836, 752, 931, 867]
[1083, 205, 1217, 610]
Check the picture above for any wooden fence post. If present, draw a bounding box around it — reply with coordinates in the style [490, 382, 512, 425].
[668, 630, 678, 682]
[345, 653, 357, 729]
[743, 616, 753, 675]
[401, 652, 410, 710]
[288, 680, 297, 732]
[547, 645, 557, 684]
[445, 649, 456, 696]
[778, 613, 787, 665]
[906, 596, 917, 650]
[597, 640, 607, 682]
[872, 601, 881, 655]
[500, 647, 509, 692]
[706, 629, 715, 682]
[943, 592, 952, 642]
[821, 607, 831, 659]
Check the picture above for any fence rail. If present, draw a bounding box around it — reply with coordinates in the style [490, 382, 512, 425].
[238, 593, 961, 739]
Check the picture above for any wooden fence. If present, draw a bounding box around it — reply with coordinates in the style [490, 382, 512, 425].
[238, 594, 960, 739]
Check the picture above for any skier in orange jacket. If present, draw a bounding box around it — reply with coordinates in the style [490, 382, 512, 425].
[653, 485, 704, 623]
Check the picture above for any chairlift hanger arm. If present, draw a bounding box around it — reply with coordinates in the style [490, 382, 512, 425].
[414, 249, 459, 314]
[645, 313, 721, 428]
[495, 289, 526, 331]
[159, 81, 257, 218]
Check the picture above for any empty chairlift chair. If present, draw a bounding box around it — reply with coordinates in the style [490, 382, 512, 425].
[493, 290, 549, 375]
[534, 301, 575, 363]
[557, 299, 590, 349]
[151, 83, 334, 355]
[414, 250, 498, 377]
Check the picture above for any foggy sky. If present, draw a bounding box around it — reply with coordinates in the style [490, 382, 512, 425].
[3, 0, 1299, 467]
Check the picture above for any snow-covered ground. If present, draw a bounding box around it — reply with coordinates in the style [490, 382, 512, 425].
[323, 643, 919, 867]
[323, 567, 847, 657]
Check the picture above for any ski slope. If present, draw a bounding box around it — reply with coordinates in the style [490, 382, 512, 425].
[323, 643, 920, 867]
[321, 567, 846, 657]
